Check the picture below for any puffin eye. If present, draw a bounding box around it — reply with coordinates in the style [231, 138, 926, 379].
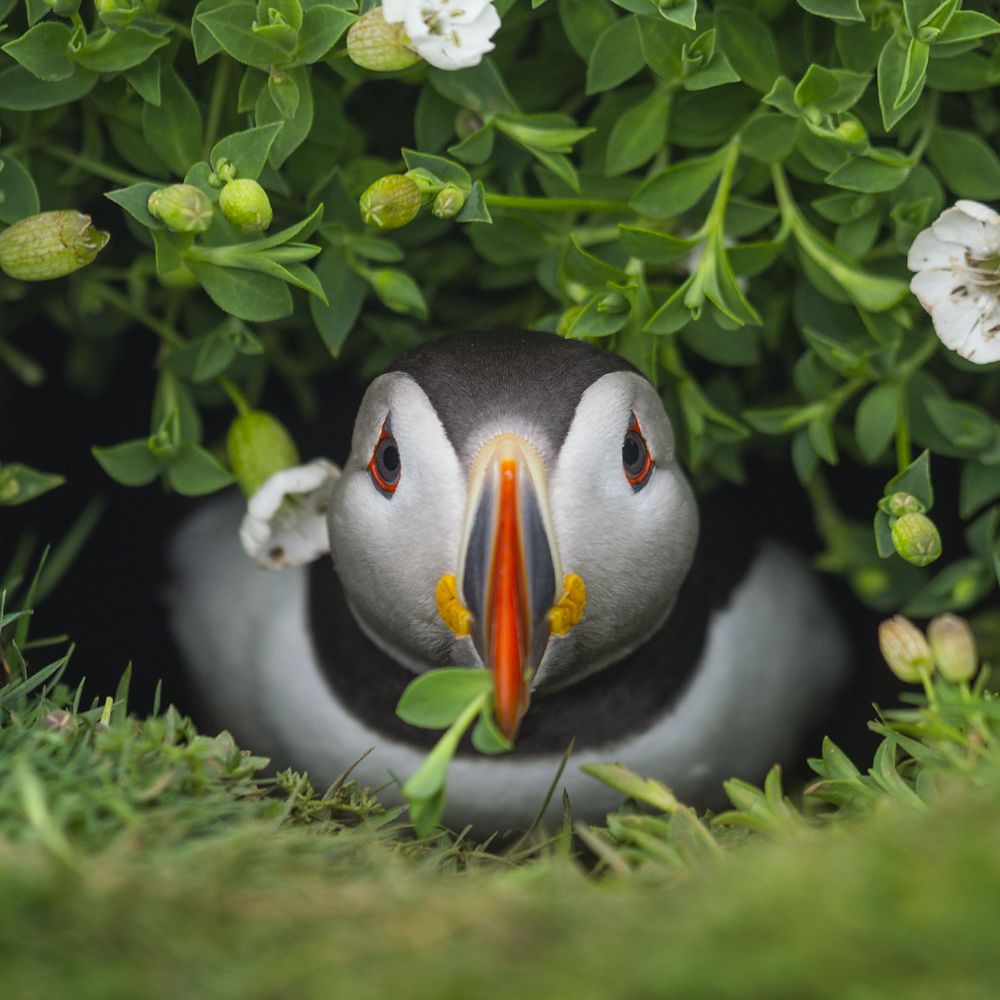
[368, 422, 401, 497]
[622, 415, 653, 491]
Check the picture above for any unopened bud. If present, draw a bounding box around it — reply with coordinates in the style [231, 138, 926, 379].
[878, 615, 933, 684]
[0, 211, 109, 281]
[885, 492, 923, 517]
[96, 0, 140, 28]
[219, 178, 273, 234]
[227, 411, 300, 497]
[927, 613, 977, 683]
[359, 174, 422, 230]
[891, 512, 942, 567]
[209, 158, 238, 188]
[834, 118, 867, 145]
[346, 7, 421, 71]
[147, 184, 214, 234]
[431, 184, 466, 219]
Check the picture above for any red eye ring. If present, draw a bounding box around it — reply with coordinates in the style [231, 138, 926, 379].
[368, 421, 401, 497]
[622, 414, 654, 490]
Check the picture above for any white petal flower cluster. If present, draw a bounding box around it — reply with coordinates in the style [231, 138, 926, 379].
[240, 459, 340, 570]
[908, 200, 1000, 364]
[381, 0, 501, 71]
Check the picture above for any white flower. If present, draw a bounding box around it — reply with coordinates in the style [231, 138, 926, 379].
[381, 0, 501, 71]
[239, 460, 340, 570]
[907, 199, 1000, 364]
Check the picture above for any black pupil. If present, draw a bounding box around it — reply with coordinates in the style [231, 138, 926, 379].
[377, 439, 400, 480]
[622, 432, 644, 474]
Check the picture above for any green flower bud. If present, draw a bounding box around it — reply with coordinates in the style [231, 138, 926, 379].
[404, 168, 441, 199]
[44, 0, 82, 15]
[219, 179, 273, 234]
[359, 174, 422, 230]
[227, 411, 300, 497]
[0, 211, 109, 282]
[147, 184, 214, 234]
[927, 614, 977, 683]
[96, 0, 141, 28]
[346, 7, 421, 72]
[891, 512, 942, 567]
[885, 492, 923, 517]
[852, 564, 890, 603]
[878, 615, 933, 684]
[431, 184, 466, 219]
[834, 118, 867, 145]
[209, 158, 238, 188]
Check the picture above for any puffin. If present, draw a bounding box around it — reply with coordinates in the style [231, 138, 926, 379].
[168, 329, 848, 831]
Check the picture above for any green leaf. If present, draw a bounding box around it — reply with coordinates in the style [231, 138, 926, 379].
[567, 293, 630, 338]
[0, 464, 65, 506]
[886, 450, 933, 510]
[187, 260, 294, 321]
[401, 148, 472, 192]
[936, 10, 1000, 46]
[297, 4, 354, 63]
[929, 127, 1000, 200]
[629, 145, 728, 219]
[960, 462, 1000, 519]
[192, 0, 232, 62]
[310, 247, 367, 356]
[855, 384, 899, 462]
[210, 123, 283, 181]
[826, 155, 911, 193]
[428, 60, 517, 117]
[796, 0, 863, 22]
[2, 22, 74, 82]
[72, 26, 170, 73]
[142, 64, 203, 177]
[715, 5, 780, 93]
[125, 58, 161, 105]
[255, 65, 313, 168]
[267, 67, 299, 119]
[877, 34, 925, 131]
[396, 668, 491, 729]
[366, 268, 428, 319]
[0, 64, 97, 111]
[471, 708, 513, 755]
[92, 440, 161, 487]
[197, 0, 293, 65]
[455, 180, 491, 224]
[166, 443, 234, 496]
[619, 225, 698, 264]
[740, 114, 798, 164]
[559, 0, 617, 61]
[586, 16, 645, 95]
[794, 64, 839, 107]
[925, 397, 995, 454]
[104, 182, 164, 229]
[563, 236, 627, 285]
[605, 89, 669, 177]
[0, 155, 40, 225]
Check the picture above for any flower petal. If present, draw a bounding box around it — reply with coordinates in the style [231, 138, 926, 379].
[932, 205, 1000, 259]
[911, 270, 1000, 363]
[240, 459, 340, 569]
[907, 228, 968, 272]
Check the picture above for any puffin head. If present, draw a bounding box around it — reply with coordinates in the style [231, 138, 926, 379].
[327, 330, 699, 739]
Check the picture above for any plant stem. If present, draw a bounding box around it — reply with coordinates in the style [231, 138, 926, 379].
[90, 285, 186, 348]
[202, 57, 235, 162]
[485, 193, 630, 214]
[36, 143, 166, 187]
[219, 377, 251, 416]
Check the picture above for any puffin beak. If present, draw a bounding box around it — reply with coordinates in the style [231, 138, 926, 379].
[458, 435, 561, 740]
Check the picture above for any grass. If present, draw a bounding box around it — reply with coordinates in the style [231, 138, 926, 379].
[3, 597, 1000, 997]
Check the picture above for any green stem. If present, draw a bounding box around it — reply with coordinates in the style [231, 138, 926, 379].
[704, 139, 740, 233]
[36, 142, 165, 187]
[219, 377, 251, 416]
[895, 402, 912, 473]
[90, 285, 186, 348]
[485, 194, 630, 214]
[908, 90, 940, 164]
[202, 56, 235, 162]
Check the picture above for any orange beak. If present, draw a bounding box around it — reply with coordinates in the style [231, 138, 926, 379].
[459, 436, 560, 741]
